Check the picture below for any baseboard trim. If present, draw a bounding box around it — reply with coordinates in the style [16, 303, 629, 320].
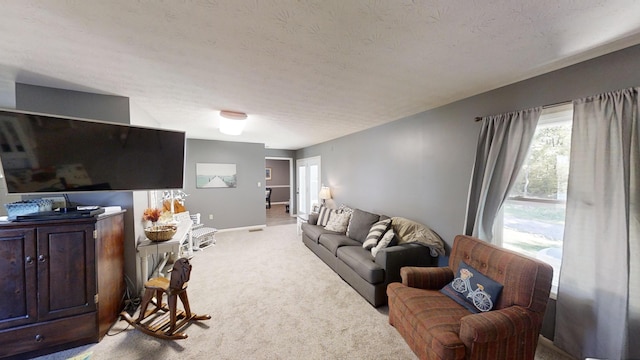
[216, 224, 267, 233]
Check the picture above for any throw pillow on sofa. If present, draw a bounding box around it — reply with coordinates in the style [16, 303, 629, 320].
[440, 261, 503, 313]
[317, 206, 334, 226]
[324, 211, 351, 233]
[337, 204, 354, 216]
[371, 229, 396, 257]
[346, 209, 380, 243]
[362, 218, 392, 250]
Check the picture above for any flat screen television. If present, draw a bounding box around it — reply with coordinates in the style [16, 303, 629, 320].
[0, 108, 186, 194]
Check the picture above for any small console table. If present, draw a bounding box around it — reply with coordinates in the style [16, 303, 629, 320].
[137, 219, 193, 282]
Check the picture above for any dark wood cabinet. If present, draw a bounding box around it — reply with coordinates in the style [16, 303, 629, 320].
[0, 228, 37, 331]
[0, 211, 124, 359]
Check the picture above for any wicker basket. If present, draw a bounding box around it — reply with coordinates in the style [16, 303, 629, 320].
[144, 225, 177, 242]
[5, 199, 53, 220]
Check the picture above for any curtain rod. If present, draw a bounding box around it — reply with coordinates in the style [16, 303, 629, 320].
[474, 100, 572, 122]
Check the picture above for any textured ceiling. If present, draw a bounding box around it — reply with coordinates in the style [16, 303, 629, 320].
[1, 1, 640, 150]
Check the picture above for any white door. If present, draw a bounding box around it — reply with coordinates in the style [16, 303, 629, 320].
[296, 156, 321, 215]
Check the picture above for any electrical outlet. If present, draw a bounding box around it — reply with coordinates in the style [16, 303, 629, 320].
[209, 214, 213, 220]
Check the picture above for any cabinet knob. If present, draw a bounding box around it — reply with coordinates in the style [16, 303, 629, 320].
[38, 254, 46, 263]
[26, 256, 34, 264]
[35, 334, 44, 342]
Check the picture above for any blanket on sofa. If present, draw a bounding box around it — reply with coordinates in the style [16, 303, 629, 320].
[391, 217, 445, 256]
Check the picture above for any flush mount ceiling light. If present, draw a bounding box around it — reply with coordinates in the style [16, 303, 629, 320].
[219, 110, 248, 135]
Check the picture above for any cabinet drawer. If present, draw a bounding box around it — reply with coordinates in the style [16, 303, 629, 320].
[0, 311, 97, 358]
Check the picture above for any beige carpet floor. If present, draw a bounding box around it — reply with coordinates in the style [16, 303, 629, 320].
[34, 223, 575, 360]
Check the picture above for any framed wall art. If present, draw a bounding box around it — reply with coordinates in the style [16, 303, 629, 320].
[196, 163, 237, 188]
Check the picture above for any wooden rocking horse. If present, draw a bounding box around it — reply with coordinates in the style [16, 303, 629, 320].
[121, 257, 210, 339]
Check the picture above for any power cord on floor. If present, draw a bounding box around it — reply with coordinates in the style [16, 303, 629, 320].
[106, 274, 140, 336]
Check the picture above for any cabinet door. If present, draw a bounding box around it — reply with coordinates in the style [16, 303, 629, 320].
[0, 228, 37, 330]
[37, 224, 96, 321]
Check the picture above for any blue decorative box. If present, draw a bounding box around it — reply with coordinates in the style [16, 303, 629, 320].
[5, 199, 53, 220]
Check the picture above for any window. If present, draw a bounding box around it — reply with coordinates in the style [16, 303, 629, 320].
[497, 104, 573, 295]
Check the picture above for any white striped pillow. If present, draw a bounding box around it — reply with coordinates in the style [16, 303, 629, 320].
[362, 218, 392, 249]
[317, 206, 334, 226]
[372, 229, 395, 257]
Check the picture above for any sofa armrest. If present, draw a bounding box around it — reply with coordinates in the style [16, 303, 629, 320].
[374, 243, 437, 284]
[307, 213, 319, 225]
[400, 266, 454, 290]
[459, 306, 541, 344]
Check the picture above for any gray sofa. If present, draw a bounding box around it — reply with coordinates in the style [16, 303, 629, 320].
[301, 207, 442, 307]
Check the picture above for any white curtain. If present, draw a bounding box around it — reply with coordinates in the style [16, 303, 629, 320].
[555, 87, 640, 359]
[464, 108, 541, 242]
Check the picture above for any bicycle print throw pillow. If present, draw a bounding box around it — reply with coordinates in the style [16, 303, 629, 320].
[440, 261, 503, 313]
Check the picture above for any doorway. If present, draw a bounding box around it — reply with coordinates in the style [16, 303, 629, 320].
[296, 156, 321, 216]
[265, 157, 295, 226]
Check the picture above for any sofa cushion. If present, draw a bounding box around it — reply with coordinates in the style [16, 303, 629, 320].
[336, 246, 384, 284]
[440, 261, 503, 313]
[363, 218, 392, 249]
[387, 284, 469, 359]
[346, 209, 380, 243]
[324, 211, 351, 233]
[302, 223, 340, 243]
[307, 212, 319, 225]
[319, 234, 361, 255]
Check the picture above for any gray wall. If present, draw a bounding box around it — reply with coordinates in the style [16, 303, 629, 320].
[184, 139, 266, 229]
[296, 101, 478, 255]
[296, 44, 640, 254]
[16, 83, 130, 121]
[265, 148, 296, 158]
[12, 83, 140, 290]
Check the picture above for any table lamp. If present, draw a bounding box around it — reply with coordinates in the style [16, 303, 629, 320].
[319, 186, 332, 205]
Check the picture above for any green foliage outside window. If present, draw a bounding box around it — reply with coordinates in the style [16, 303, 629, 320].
[511, 123, 572, 200]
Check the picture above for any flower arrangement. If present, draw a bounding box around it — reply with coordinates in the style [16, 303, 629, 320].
[158, 211, 174, 224]
[142, 208, 162, 225]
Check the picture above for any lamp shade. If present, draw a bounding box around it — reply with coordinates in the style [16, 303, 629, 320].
[219, 110, 248, 135]
[319, 186, 332, 200]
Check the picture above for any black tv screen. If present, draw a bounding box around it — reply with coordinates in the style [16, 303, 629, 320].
[0, 109, 186, 194]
